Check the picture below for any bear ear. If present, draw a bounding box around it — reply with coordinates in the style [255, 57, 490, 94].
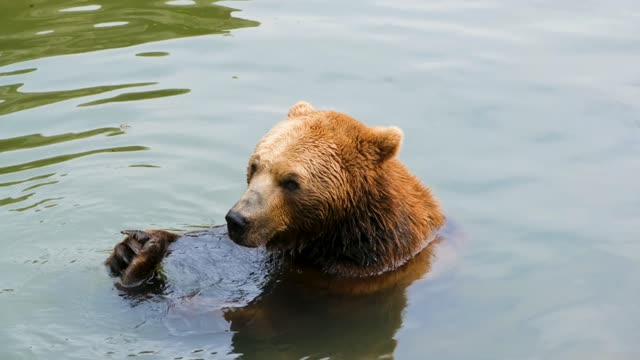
[368, 126, 404, 162]
[288, 101, 315, 119]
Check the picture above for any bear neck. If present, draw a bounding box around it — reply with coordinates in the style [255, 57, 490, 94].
[299, 160, 445, 277]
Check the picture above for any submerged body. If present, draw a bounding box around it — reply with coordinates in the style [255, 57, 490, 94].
[109, 224, 460, 359]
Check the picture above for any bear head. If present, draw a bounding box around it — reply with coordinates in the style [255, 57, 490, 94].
[225, 101, 443, 275]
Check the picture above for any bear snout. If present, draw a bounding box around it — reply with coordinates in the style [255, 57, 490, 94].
[225, 210, 250, 245]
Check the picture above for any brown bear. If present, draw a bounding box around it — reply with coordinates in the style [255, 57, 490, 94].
[105, 101, 451, 358]
[107, 101, 445, 287]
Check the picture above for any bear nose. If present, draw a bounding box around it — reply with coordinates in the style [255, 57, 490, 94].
[225, 210, 248, 240]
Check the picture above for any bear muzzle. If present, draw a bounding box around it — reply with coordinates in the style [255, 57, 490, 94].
[225, 209, 252, 246]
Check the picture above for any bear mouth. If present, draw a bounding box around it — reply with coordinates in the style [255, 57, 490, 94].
[226, 225, 274, 248]
[227, 229, 260, 248]
[226, 225, 242, 244]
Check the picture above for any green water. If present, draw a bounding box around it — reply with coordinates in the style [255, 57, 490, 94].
[1, 0, 639, 359]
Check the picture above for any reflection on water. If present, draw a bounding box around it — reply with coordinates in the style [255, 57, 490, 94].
[0, 68, 37, 77]
[0, 127, 124, 153]
[0, 0, 259, 215]
[0, 193, 35, 207]
[135, 51, 170, 57]
[0, 173, 55, 187]
[21, 181, 59, 192]
[0, 82, 193, 115]
[0, 0, 260, 67]
[0, 82, 156, 116]
[59, 5, 103, 13]
[0, 127, 147, 211]
[0, 145, 146, 211]
[78, 88, 191, 107]
[0, 146, 148, 175]
[11, 196, 64, 212]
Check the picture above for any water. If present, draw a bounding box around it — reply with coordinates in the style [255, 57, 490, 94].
[1, 0, 639, 359]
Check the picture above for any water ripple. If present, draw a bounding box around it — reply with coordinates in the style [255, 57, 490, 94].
[0, 68, 37, 77]
[0, 0, 259, 67]
[78, 88, 191, 107]
[11, 196, 64, 212]
[0, 82, 155, 116]
[0, 173, 55, 188]
[0, 146, 149, 175]
[0, 128, 124, 153]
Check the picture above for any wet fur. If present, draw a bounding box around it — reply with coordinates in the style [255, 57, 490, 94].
[247, 106, 445, 276]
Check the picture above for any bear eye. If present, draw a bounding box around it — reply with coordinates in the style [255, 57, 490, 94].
[247, 162, 258, 183]
[280, 177, 300, 192]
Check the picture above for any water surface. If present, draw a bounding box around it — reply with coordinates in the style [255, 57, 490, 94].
[1, 0, 639, 359]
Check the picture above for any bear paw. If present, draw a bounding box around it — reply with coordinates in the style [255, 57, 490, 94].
[105, 229, 177, 287]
